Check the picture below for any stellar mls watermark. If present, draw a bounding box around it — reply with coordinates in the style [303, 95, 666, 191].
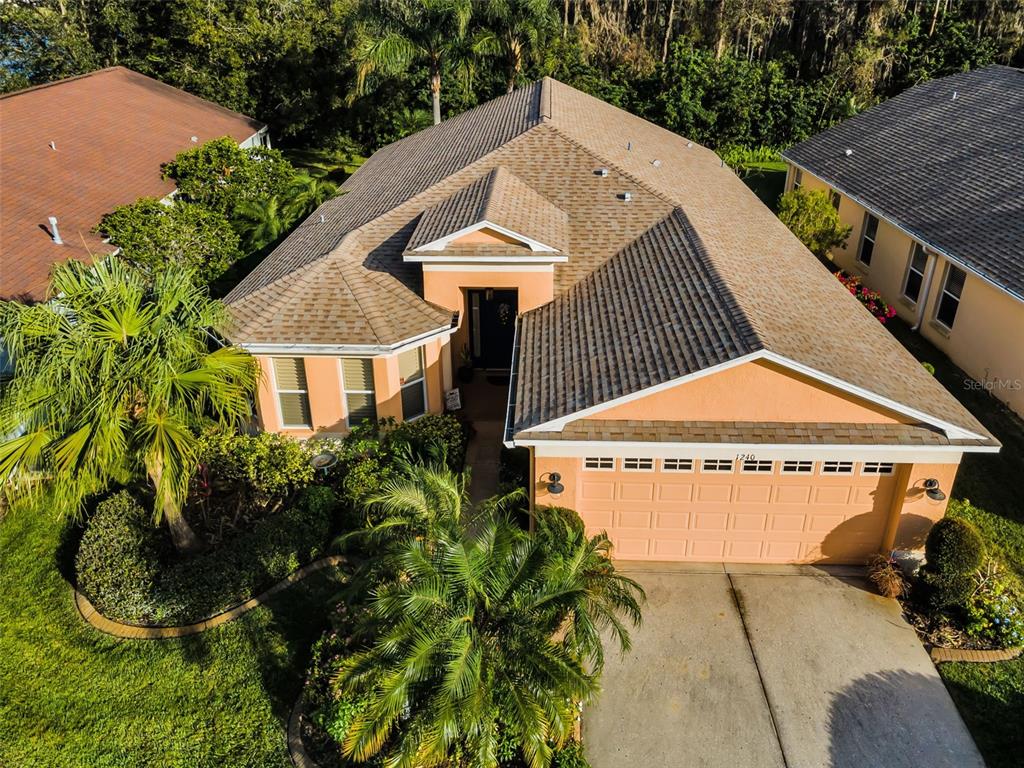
[964, 378, 1023, 393]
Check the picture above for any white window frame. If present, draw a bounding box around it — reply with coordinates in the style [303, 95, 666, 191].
[821, 461, 854, 475]
[857, 213, 878, 267]
[583, 457, 615, 471]
[934, 264, 966, 330]
[701, 459, 734, 474]
[741, 459, 774, 474]
[399, 347, 428, 421]
[861, 462, 895, 476]
[661, 458, 694, 473]
[792, 168, 803, 190]
[340, 357, 376, 428]
[901, 243, 928, 305]
[780, 460, 814, 475]
[622, 457, 654, 472]
[272, 358, 312, 429]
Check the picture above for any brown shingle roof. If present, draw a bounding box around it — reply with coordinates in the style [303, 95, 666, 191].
[226, 77, 994, 445]
[0, 67, 264, 301]
[406, 166, 569, 253]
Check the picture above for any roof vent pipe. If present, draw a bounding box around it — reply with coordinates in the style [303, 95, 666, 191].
[49, 141, 56, 150]
[952, 90, 958, 100]
[594, 168, 609, 177]
[48, 216, 63, 245]
[618, 192, 632, 202]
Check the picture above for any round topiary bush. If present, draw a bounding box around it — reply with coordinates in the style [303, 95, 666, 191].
[920, 517, 985, 610]
[75, 491, 162, 619]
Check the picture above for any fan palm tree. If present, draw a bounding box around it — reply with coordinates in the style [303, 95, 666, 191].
[234, 196, 292, 252]
[351, 0, 475, 125]
[332, 461, 644, 767]
[0, 258, 258, 552]
[481, 0, 558, 92]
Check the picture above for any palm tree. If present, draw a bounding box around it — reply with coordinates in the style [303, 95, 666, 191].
[283, 171, 339, 223]
[0, 258, 258, 552]
[234, 196, 292, 252]
[482, 0, 558, 93]
[332, 461, 644, 767]
[351, 0, 474, 125]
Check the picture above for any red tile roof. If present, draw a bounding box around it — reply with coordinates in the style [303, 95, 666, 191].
[0, 66, 264, 301]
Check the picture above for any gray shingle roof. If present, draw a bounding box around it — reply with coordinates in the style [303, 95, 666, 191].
[511, 209, 759, 435]
[783, 65, 1024, 301]
[406, 166, 569, 253]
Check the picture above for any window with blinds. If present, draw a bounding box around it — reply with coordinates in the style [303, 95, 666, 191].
[273, 358, 311, 427]
[399, 347, 426, 419]
[342, 358, 376, 427]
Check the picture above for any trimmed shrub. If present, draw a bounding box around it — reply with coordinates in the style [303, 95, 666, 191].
[198, 430, 314, 508]
[76, 486, 336, 625]
[76, 491, 162, 617]
[389, 413, 468, 470]
[920, 517, 985, 609]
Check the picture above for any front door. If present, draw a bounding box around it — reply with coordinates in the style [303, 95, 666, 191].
[468, 289, 518, 370]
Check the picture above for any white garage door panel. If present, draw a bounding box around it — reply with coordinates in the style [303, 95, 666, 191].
[576, 471, 895, 564]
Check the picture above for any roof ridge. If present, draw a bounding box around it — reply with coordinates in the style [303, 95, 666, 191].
[0, 65, 126, 99]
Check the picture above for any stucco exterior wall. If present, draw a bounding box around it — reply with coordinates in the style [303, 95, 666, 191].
[790, 165, 1024, 417]
[421, 267, 555, 314]
[595, 360, 910, 424]
[253, 335, 448, 439]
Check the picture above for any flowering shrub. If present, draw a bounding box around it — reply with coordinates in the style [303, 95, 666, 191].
[963, 561, 1024, 648]
[836, 271, 897, 323]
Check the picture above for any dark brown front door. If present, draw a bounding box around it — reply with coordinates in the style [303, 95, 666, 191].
[468, 289, 518, 370]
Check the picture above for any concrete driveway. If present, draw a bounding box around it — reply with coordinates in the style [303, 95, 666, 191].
[584, 564, 984, 768]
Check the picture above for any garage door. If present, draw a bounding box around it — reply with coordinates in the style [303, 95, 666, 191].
[575, 457, 898, 563]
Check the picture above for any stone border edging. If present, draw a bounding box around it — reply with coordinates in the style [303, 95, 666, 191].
[930, 645, 1022, 663]
[74, 554, 346, 639]
[288, 694, 321, 768]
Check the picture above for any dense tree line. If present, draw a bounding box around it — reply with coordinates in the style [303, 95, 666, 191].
[2, 0, 1021, 153]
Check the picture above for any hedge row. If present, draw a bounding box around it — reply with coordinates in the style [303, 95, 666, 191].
[76, 486, 336, 625]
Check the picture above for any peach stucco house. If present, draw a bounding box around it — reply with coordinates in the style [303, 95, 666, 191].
[226, 78, 999, 565]
[783, 65, 1024, 418]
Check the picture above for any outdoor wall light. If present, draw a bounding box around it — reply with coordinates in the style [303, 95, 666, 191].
[923, 478, 946, 502]
[546, 472, 565, 495]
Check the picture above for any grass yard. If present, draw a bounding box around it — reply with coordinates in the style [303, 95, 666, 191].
[887, 319, 1024, 768]
[0, 506, 344, 768]
[739, 161, 787, 211]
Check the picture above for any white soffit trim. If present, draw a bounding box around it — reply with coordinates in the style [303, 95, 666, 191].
[239, 326, 454, 356]
[412, 220, 559, 253]
[516, 441, 981, 462]
[410, 254, 568, 264]
[422, 263, 556, 272]
[519, 349, 989, 444]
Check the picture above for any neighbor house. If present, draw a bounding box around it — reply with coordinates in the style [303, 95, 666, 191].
[0, 66, 267, 302]
[226, 78, 998, 565]
[782, 65, 1024, 418]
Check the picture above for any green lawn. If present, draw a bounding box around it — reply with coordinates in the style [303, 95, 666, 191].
[887, 319, 1024, 767]
[0, 507, 344, 767]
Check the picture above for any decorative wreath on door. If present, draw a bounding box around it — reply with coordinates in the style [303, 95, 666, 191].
[497, 302, 513, 326]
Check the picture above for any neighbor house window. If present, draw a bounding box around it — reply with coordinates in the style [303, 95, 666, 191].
[742, 459, 773, 473]
[902, 244, 928, 304]
[830, 190, 841, 210]
[858, 214, 878, 266]
[273, 358, 311, 428]
[341, 357, 376, 427]
[398, 347, 427, 420]
[661, 458, 694, 472]
[821, 461, 854, 475]
[702, 459, 734, 473]
[623, 457, 654, 471]
[862, 462, 895, 475]
[584, 457, 615, 471]
[792, 168, 803, 189]
[781, 460, 814, 474]
[935, 265, 966, 329]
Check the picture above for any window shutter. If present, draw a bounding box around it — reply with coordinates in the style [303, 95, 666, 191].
[273, 358, 307, 390]
[342, 358, 374, 391]
[273, 358, 311, 427]
[398, 348, 424, 383]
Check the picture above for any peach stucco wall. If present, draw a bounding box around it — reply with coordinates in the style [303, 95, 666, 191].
[794, 166, 1024, 418]
[891, 462, 959, 550]
[449, 228, 524, 246]
[421, 268, 554, 315]
[595, 359, 909, 424]
[254, 336, 448, 439]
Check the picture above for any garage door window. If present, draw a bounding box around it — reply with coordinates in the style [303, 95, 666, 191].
[584, 457, 615, 471]
[661, 458, 693, 472]
[781, 460, 814, 474]
[741, 459, 773, 473]
[702, 459, 734, 473]
[623, 457, 654, 471]
[862, 462, 894, 475]
[821, 461, 854, 475]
